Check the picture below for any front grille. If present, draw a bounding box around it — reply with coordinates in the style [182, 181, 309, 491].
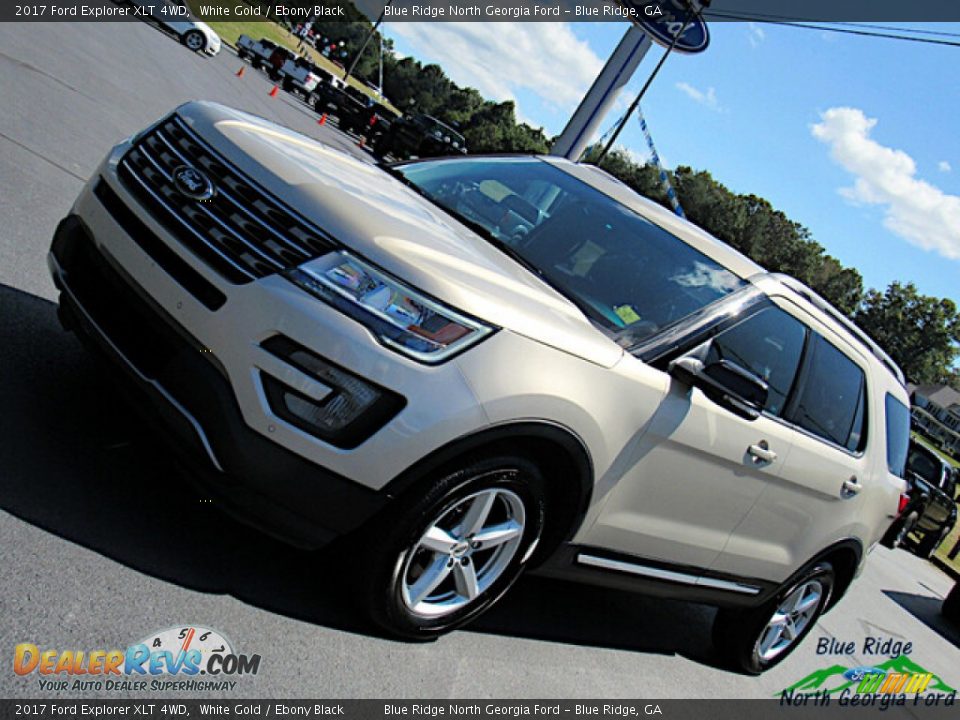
[118, 116, 334, 284]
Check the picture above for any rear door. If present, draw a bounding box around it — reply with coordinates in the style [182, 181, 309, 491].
[712, 299, 872, 581]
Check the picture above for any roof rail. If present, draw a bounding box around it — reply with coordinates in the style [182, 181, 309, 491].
[764, 273, 906, 386]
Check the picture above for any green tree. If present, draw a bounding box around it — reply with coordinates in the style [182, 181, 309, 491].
[854, 283, 960, 384]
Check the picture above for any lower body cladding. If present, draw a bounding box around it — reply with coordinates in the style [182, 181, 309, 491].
[49, 215, 386, 548]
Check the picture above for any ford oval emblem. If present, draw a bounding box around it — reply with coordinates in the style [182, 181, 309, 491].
[172, 165, 215, 201]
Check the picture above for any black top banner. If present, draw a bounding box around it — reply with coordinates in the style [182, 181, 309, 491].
[5, 0, 960, 23]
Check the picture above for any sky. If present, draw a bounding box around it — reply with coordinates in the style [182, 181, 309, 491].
[380, 19, 960, 306]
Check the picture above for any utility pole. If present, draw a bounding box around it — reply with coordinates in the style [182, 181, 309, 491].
[550, 26, 652, 161]
[595, 7, 693, 164]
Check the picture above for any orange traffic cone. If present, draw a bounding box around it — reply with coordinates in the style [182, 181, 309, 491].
[317, 114, 327, 126]
[235, 66, 245, 78]
[357, 136, 366, 149]
[269, 85, 279, 98]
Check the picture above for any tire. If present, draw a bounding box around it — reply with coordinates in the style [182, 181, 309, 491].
[891, 512, 919, 549]
[714, 562, 835, 675]
[359, 454, 545, 640]
[915, 526, 949, 559]
[182, 30, 206, 53]
[282, 78, 294, 93]
[251, 58, 261, 70]
[943, 583, 960, 623]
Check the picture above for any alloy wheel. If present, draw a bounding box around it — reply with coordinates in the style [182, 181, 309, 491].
[755, 580, 823, 661]
[400, 488, 526, 618]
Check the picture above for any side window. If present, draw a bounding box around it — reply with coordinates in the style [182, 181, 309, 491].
[884, 394, 910, 477]
[705, 306, 806, 416]
[788, 336, 867, 452]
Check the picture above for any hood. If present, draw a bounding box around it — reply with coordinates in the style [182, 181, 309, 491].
[175, 102, 623, 367]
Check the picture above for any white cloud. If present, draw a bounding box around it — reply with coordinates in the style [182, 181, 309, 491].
[939, 160, 952, 173]
[811, 107, 960, 261]
[675, 82, 722, 112]
[387, 22, 602, 132]
[747, 22, 765, 47]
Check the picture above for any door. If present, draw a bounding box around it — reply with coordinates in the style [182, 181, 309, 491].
[583, 305, 809, 571]
[714, 329, 872, 581]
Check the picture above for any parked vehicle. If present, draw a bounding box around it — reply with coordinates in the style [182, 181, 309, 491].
[374, 113, 467, 159]
[236, 35, 277, 68]
[278, 57, 335, 101]
[49, 102, 911, 675]
[129, 0, 221, 56]
[314, 85, 396, 139]
[883, 442, 957, 557]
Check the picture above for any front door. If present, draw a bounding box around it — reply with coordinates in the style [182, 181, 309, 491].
[583, 305, 809, 571]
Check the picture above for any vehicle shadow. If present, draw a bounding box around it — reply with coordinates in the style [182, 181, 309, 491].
[471, 575, 721, 665]
[882, 590, 960, 649]
[0, 282, 724, 668]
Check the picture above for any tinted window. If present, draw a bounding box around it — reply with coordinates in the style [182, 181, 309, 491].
[907, 445, 943, 485]
[789, 337, 866, 451]
[398, 158, 746, 343]
[705, 307, 806, 416]
[885, 394, 910, 477]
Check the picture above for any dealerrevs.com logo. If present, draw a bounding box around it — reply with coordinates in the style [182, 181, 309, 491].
[14, 625, 261, 692]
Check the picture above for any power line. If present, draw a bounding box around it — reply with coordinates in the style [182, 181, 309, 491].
[704, 11, 960, 47]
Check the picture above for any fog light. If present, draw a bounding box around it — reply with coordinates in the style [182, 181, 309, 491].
[261, 336, 405, 448]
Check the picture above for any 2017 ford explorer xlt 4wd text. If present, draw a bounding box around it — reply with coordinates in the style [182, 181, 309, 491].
[49, 102, 911, 674]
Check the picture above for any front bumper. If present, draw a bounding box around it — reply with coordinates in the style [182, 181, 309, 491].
[46, 137, 491, 547]
[50, 216, 385, 549]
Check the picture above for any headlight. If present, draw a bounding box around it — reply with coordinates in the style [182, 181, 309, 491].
[286, 251, 494, 363]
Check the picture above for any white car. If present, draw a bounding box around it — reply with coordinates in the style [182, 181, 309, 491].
[50, 102, 911, 674]
[129, 0, 222, 56]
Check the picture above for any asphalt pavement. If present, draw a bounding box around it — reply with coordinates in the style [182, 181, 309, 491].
[0, 21, 957, 700]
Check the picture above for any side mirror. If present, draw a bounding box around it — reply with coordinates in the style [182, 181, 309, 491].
[668, 355, 769, 421]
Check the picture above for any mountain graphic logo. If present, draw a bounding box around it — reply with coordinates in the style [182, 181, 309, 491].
[779, 655, 956, 697]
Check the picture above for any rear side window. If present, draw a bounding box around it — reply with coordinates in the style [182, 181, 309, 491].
[885, 394, 910, 477]
[705, 307, 806, 416]
[788, 336, 867, 452]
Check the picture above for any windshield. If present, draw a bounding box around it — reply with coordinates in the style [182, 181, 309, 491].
[396, 157, 746, 341]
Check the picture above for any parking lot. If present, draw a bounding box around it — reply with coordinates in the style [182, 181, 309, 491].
[0, 20, 957, 699]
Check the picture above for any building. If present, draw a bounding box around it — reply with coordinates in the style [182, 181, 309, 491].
[910, 383, 960, 456]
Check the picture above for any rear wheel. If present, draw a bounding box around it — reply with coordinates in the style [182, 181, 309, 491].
[359, 455, 545, 640]
[182, 30, 205, 53]
[714, 562, 834, 674]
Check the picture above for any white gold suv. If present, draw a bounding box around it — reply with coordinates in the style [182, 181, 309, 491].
[49, 103, 911, 673]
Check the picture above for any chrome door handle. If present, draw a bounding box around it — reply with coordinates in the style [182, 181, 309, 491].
[841, 477, 862, 499]
[748, 441, 777, 464]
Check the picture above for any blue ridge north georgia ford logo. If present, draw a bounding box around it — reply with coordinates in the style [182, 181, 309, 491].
[172, 165, 215, 201]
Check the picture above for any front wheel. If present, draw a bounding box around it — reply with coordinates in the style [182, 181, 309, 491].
[360, 455, 545, 640]
[182, 30, 206, 53]
[714, 562, 834, 674]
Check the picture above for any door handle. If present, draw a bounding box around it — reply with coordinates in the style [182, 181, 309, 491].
[747, 441, 777, 464]
[841, 476, 862, 499]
